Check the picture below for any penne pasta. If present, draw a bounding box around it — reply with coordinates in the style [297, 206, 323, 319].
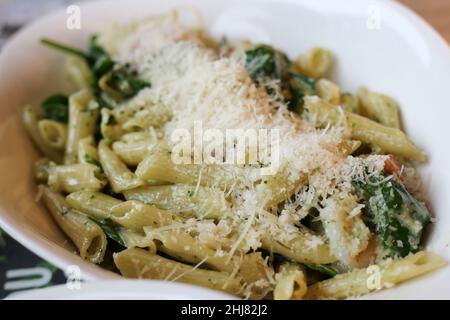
[47, 163, 106, 193]
[340, 93, 360, 114]
[296, 47, 333, 78]
[65, 89, 100, 164]
[37, 119, 68, 150]
[114, 248, 244, 296]
[358, 87, 401, 129]
[66, 190, 122, 220]
[320, 195, 371, 267]
[316, 79, 340, 105]
[64, 56, 92, 89]
[262, 233, 336, 265]
[110, 200, 172, 232]
[304, 251, 447, 299]
[78, 136, 100, 166]
[119, 229, 158, 251]
[135, 146, 255, 190]
[305, 96, 426, 161]
[22, 105, 63, 163]
[112, 133, 157, 166]
[123, 184, 232, 219]
[41, 186, 107, 263]
[274, 263, 308, 300]
[98, 140, 143, 192]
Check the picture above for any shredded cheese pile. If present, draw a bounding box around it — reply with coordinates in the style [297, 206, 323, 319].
[98, 14, 388, 285]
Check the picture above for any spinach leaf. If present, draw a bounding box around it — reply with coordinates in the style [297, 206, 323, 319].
[41, 94, 69, 123]
[288, 73, 317, 114]
[245, 45, 290, 92]
[244, 45, 316, 114]
[86, 35, 115, 84]
[40, 38, 87, 59]
[95, 218, 125, 247]
[353, 176, 431, 258]
[273, 253, 339, 277]
[102, 184, 126, 201]
[40, 37, 150, 107]
[84, 154, 102, 168]
[104, 65, 150, 99]
[303, 263, 339, 277]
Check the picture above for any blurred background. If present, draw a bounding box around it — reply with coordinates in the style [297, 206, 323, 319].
[0, 0, 449, 298]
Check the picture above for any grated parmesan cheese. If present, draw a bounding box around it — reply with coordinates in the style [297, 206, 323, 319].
[98, 14, 391, 292]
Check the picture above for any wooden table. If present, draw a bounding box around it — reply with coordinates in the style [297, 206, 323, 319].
[400, 0, 450, 43]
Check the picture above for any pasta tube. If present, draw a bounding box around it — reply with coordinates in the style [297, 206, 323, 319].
[78, 136, 100, 166]
[304, 251, 447, 299]
[296, 47, 333, 78]
[135, 146, 254, 189]
[41, 186, 107, 263]
[113, 248, 243, 296]
[110, 200, 172, 232]
[320, 195, 371, 267]
[37, 119, 68, 150]
[66, 191, 122, 220]
[64, 56, 92, 89]
[274, 263, 308, 300]
[65, 89, 99, 164]
[305, 96, 426, 161]
[48, 163, 106, 193]
[123, 184, 232, 219]
[22, 105, 63, 163]
[316, 79, 340, 105]
[98, 140, 143, 192]
[112, 134, 157, 166]
[358, 87, 400, 129]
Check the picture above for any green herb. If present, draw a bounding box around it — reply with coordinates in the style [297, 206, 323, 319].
[40, 38, 87, 59]
[41, 94, 69, 123]
[40, 37, 150, 107]
[244, 45, 316, 114]
[353, 176, 431, 258]
[246, 45, 285, 80]
[105, 65, 150, 99]
[84, 154, 101, 167]
[303, 263, 339, 277]
[87, 35, 115, 84]
[288, 73, 316, 114]
[273, 253, 339, 277]
[245, 45, 290, 89]
[95, 218, 125, 247]
[102, 184, 125, 201]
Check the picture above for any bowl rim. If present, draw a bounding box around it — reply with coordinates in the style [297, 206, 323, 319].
[0, 0, 450, 295]
[5, 279, 238, 300]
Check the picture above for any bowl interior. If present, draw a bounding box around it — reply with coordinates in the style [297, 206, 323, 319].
[0, 0, 449, 298]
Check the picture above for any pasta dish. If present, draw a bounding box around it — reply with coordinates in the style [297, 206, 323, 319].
[22, 11, 446, 299]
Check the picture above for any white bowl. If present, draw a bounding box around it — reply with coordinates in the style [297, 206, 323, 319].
[0, 0, 449, 299]
[6, 280, 236, 300]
